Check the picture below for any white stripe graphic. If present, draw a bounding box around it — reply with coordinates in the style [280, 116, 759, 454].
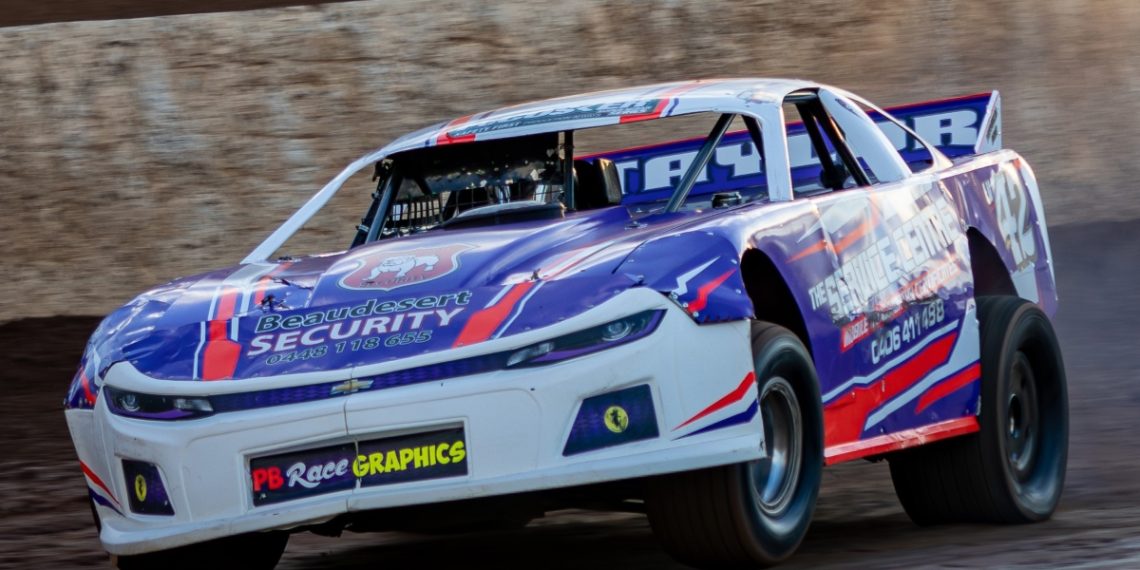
[484, 284, 514, 309]
[191, 321, 206, 380]
[672, 257, 719, 297]
[494, 281, 545, 339]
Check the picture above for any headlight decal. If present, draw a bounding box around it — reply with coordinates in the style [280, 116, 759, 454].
[104, 387, 214, 421]
[122, 460, 174, 516]
[506, 310, 664, 368]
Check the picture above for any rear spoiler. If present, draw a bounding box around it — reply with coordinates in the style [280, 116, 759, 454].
[587, 91, 1002, 201]
[871, 90, 1002, 159]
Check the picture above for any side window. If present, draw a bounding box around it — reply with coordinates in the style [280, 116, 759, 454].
[784, 97, 867, 196]
[866, 109, 937, 174]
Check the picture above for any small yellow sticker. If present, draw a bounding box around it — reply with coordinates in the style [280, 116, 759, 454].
[134, 474, 147, 503]
[603, 405, 630, 434]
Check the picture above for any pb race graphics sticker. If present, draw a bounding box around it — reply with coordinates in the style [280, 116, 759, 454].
[339, 244, 474, 291]
[249, 428, 468, 506]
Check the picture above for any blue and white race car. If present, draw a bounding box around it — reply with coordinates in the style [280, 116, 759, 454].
[66, 79, 1067, 569]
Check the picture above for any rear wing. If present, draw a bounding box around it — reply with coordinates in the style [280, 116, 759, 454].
[587, 91, 1002, 203]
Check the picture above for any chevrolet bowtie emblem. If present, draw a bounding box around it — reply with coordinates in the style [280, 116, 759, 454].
[330, 379, 373, 396]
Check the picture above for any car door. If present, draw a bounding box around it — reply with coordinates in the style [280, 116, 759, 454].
[787, 90, 978, 451]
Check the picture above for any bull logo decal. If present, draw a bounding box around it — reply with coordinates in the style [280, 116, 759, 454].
[339, 244, 474, 291]
[370, 254, 439, 280]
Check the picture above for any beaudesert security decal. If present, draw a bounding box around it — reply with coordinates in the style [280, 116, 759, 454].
[248, 291, 472, 365]
[250, 428, 467, 506]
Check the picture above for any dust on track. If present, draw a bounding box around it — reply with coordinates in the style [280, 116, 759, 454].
[2, 221, 1138, 569]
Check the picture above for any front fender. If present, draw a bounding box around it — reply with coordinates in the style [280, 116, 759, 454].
[616, 231, 752, 323]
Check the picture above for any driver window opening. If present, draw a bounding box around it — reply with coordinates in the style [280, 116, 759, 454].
[784, 94, 870, 196]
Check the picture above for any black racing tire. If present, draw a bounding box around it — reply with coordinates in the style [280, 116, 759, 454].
[888, 295, 1068, 525]
[645, 321, 823, 568]
[115, 531, 289, 570]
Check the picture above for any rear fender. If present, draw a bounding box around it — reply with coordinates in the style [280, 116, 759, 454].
[951, 155, 1057, 315]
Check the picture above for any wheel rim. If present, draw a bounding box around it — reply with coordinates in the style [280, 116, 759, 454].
[753, 376, 803, 516]
[1006, 351, 1039, 481]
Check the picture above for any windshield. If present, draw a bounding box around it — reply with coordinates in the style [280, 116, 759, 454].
[359, 133, 565, 241]
[351, 113, 770, 247]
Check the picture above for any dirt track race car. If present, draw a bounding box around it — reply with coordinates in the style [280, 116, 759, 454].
[66, 79, 1067, 568]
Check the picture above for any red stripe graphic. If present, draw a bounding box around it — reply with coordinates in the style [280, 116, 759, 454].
[453, 282, 535, 347]
[80, 460, 120, 506]
[619, 82, 704, 124]
[832, 220, 872, 254]
[686, 268, 736, 315]
[201, 287, 242, 381]
[789, 240, 827, 262]
[789, 218, 875, 263]
[915, 363, 982, 413]
[825, 416, 979, 465]
[675, 372, 756, 430]
[252, 262, 293, 307]
[79, 370, 97, 406]
[823, 332, 957, 447]
[435, 115, 477, 145]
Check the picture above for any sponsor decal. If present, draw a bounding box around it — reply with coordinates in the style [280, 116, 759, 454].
[806, 187, 961, 329]
[250, 443, 358, 506]
[250, 429, 468, 506]
[340, 244, 473, 292]
[353, 428, 468, 487]
[986, 166, 1036, 270]
[133, 474, 147, 502]
[248, 291, 472, 364]
[603, 405, 630, 434]
[444, 100, 661, 138]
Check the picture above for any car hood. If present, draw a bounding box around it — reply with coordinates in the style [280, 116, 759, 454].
[88, 206, 689, 382]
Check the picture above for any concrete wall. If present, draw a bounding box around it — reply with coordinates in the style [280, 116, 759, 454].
[2, 0, 1138, 321]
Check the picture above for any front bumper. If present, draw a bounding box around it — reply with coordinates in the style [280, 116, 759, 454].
[67, 289, 760, 555]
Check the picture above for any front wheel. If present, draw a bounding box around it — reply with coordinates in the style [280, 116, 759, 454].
[115, 531, 289, 570]
[645, 322, 823, 568]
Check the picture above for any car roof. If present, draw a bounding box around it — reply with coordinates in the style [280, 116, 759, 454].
[372, 78, 820, 160]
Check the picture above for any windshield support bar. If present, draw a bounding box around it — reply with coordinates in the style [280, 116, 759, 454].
[365, 170, 400, 243]
[563, 130, 576, 211]
[665, 113, 734, 213]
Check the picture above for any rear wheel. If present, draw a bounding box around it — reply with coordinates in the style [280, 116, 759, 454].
[645, 322, 822, 567]
[888, 296, 1068, 524]
[115, 531, 289, 570]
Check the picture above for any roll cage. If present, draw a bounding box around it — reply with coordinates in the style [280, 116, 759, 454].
[243, 80, 946, 264]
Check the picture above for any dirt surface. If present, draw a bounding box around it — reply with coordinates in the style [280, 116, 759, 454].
[2, 220, 1137, 569]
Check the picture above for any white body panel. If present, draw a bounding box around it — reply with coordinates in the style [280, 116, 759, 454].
[68, 289, 761, 555]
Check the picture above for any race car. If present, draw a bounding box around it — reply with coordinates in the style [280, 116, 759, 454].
[65, 79, 1067, 569]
